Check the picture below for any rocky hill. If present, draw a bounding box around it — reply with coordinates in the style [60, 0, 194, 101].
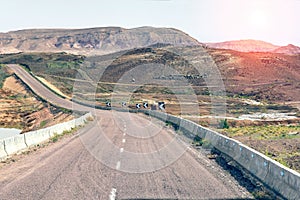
[273, 44, 300, 55]
[0, 27, 201, 55]
[3, 48, 298, 104]
[206, 40, 300, 55]
[0, 27, 299, 103]
[206, 40, 279, 53]
[207, 48, 300, 102]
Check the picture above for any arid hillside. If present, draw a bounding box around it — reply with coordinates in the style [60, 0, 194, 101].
[1, 46, 300, 104]
[1, 35, 299, 172]
[0, 66, 73, 132]
[206, 39, 300, 55]
[208, 48, 300, 103]
[206, 40, 280, 52]
[0, 27, 200, 55]
[273, 44, 300, 55]
[83, 46, 300, 103]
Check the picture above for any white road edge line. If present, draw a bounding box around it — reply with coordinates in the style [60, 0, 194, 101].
[109, 188, 117, 200]
[116, 161, 121, 170]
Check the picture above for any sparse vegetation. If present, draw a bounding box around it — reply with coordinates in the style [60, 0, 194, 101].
[222, 124, 300, 172]
[51, 134, 59, 143]
[50, 126, 81, 143]
[192, 135, 202, 146]
[200, 138, 212, 149]
[0, 53, 84, 95]
[0, 74, 74, 132]
[251, 190, 273, 200]
[39, 120, 47, 128]
[0, 64, 9, 88]
[86, 116, 94, 121]
[165, 121, 179, 131]
[0, 53, 84, 76]
[192, 135, 212, 149]
[223, 125, 300, 140]
[219, 119, 230, 129]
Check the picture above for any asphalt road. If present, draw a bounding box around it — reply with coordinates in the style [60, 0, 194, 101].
[8, 64, 86, 111]
[0, 65, 253, 199]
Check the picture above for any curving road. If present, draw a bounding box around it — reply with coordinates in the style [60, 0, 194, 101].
[0, 65, 253, 199]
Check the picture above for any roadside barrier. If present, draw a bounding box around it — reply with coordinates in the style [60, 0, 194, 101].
[0, 112, 93, 159]
[0, 140, 8, 160]
[25, 129, 50, 147]
[145, 110, 300, 200]
[3, 134, 27, 155]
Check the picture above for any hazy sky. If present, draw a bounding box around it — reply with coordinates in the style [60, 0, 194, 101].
[1, 0, 299, 46]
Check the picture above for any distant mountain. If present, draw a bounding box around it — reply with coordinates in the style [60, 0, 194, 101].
[206, 40, 300, 55]
[273, 44, 300, 55]
[0, 27, 201, 55]
[206, 40, 279, 53]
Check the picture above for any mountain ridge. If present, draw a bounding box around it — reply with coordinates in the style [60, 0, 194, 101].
[1, 27, 299, 55]
[0, 27, 201, 55]
[273, 44, 300, 55]
[206, 39, 300, 55]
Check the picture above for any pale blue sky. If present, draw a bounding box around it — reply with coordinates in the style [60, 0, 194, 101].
[1, 0, 299, 46]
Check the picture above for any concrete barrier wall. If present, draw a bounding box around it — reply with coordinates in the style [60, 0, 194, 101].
[25, 129, 50, 147]
[48, 125, 58, 138]
[3, 134, 27, 155]
[266, 159, 300, 199]
[0, 140, 8, 160]
[52, 123, 65, 135]
[1, 112, 92, 159]
[147, 110, 300, 199]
